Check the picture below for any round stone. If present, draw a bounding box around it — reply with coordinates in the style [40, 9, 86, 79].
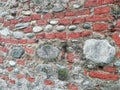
[68, 25, 77, 31]
[73, 4, 81, 9]
[50, 20, 58, 25]
[13, 31, 24, 39]
[33, 26, 43, 33]
[11, 47, 25, 58]
[37, 44, 60, 60]
[22, 11, 31, 16]
[56, 25, 65, 32]
[83, 23, 91, 29]
[44, 25, 53, 32]
[9, 61, 16, 66]
[83, 39, 116, 64]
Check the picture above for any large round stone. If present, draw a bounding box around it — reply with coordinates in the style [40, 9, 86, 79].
[83, 39, 116, 64]
[37, 44, 60, 60]
[11, 47, 25, 58]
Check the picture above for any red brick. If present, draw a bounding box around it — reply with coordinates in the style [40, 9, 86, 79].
[3, 21, 11, 26]
[27, 40, 36, 44]
[116, 20, 120, 28]
[68, 32, 81, 39]
[9, 79, 15, 84]
[0, 18, 4, 23]
[89, 71, 119, 80]
[18, 39, 27, 44]
[43, 13, 53, 20]
[85, 0, 115, 8]
[58, 19, 71, 25]
[6, 67, 13, 72]
[0, 46, 8, 52]
[16, 74, 24, 79]
[86, 15, 114, 22]
[112, 33, 120, 47]
[55, 32, 67, 40]
[0, 75, 9, 80]
[23, 27, 32, 33]
[24, 47, 34, 54]
[10, 19, 19, 24]
[44, 80, 55, 86]
[45, 33, 55, 39]
[54, 12, 65, 18]
[31, 14, 41, 20]
[10, 39, 19, 44]
[94, 6, 111, 15]
[81, 31, 92, 37]
[103, 66, 116, 73]
[26, 76, 35, 83]
[0, 58, 4, 64]
[36, 33, 45, 39]
[37, 20, 48, 25]
[17, 60, 25, 66]
[67, 83, 78, 90]
[22, 16, 31, 22]
[76, 9, 90, 16]
[67, 53, 74, 63]
[72, 18, 85, 24]
[93, 23, 108, 31]
[65, 11, 76, 16]
[116, 51, 120, 58]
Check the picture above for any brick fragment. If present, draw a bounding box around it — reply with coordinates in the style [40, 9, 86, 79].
[93, 23, 108, 31]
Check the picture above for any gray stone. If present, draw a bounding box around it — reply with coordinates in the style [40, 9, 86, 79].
[83, 23, 91, 29]
[26, 33, 35, 38]
[114, 60, 120, 67]
[37, 44, 60, 60]
[6, 15, 14, 20]
[56, 25, 65, 32]
[68, 25, 77, 31]
[0, 28, 12, 36]
[15, 23, 30, 30]
[11, 47, 25, 58]
[83, 39, 116, 64]
[44, 25, 53, 32]
[9, 60, 16, 66]
[73, 4, 81, 9]
[0, 11, 9, 17]
[22, 11, 31, 16]
[33, 26, 43, 33]
[50, 20, 58, 25]
[33, 0, 43, 5]
[52, 4, 65, 12]
[13, 31, 24, 39]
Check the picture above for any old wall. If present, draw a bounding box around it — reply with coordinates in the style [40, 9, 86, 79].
[0, 0, 120, 90]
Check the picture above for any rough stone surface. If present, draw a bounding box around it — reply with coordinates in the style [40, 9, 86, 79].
[33, 26, 43, 33]
[83, 39, 116, 64]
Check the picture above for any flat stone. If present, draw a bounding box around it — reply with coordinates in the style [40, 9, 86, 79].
[0, 28, 12, 36]
[0, 11, 9, 17]
[73, 4, 81, 9]
[50, 20, 58, 25]
[56, 25, 65, 32]
[83, 23, 91, 29]
[33, 26, 43, 33]
[15, 23, 30, 30]
[68, 25, 77, 31]
[22, 11, 31, 16]
[37, 44, 60, 60]
[44, 25, 53, 32]
[13, 31, 24, 39]
[26, 33, 35, 38]
[9, 61, 16, 66]
[11, 47, 25, 59]
[52, 4, 65, 12]
[83, 39, 116, 64]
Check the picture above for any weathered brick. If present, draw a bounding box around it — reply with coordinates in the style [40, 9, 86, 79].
[10, 19, 19, 24]
[116, 51, 120, 58]
[31, 14, 41, 20]
[76, 9, 90, 16]
[27, 39, 36, 44]
[37, 20, 48, 25]
[55, 32, 67, 40]
[23, 27, 32, 33]
[25, 76, 35, 83]
[89, 71, 119, 80]
[58, 19, 71, 25]
[54, 12, 65, 18]
[16, 74, 24, 79]
[24, 47, 34, 54]
[67, 53, 74, 63]
[85, 0, 115, 8]
[94, 6, 111, 15]
[0, 46, 8, 53]
[22, 16, 31, 22]
[9, 79, 15, 84]
[3, 21, 11, 26]
[0, 58, 4, 64]
[112, 33, 120, 47]
[18, 39, 27, 44]
[72, 18, 85, 24]
[86, 15, 114, 22]
[36, 33, 45, 39]
[65, 11, 76, 16]
[0, 18, 4, 23]
[44, 80, 55, 86]
[81, 31, 92, 37]
[68, 32, 81, 39]
[93, 23, 108, 31]
[67, 83, 78, 90]
[45, 33, 55, 39]
[103, 66, 116, 73]
[17, 60, 25, 66]
[6, 67, 13, 72]
[116, 20, 120, 28]
[43, 13, 53, 20]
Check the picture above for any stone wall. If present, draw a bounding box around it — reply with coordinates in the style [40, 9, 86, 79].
[0, 0, 120, 90]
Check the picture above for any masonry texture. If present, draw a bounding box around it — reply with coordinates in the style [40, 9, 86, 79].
[0, 0, 120, 90]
